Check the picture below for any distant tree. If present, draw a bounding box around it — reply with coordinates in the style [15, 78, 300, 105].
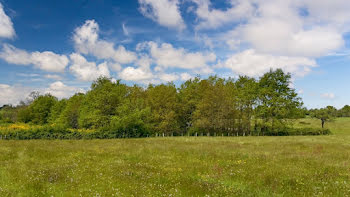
[26, 91, 40, 105]
[79, 77, 127, 129]
[192, 76, 236, 135]
[56, 94, 84, 128]
[256, 69, 303, 132]
[235, 76, 258, 134]
[311, 107, 335, 128]
[24, 94, 58, 124]
[339, 105, 350, 117]
[0, 105, 18, 123]
[145, 83, 180, 135]
[177, 77, 201, 133]
[48, 99, 67, 124]
[110, 85, 151, 137]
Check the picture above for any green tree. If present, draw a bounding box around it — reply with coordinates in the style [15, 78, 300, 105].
[311, 107, 335, 128]
[79, 77, 128, 129]
[177, 77, 201, 133]
[110, 85, 151, 137]
[338, 105, 350, 117]
[235, 76, 258, 134]
[26, 94, 58, 124]
[145, 83, 180, 136]
[256, 69, 303, 132]
[56, 93, 84, 128]
[192, 77, 236, 135]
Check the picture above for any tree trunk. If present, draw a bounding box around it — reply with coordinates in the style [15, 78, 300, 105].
[321, 119, 325, 128]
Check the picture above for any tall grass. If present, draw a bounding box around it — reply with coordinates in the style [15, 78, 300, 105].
[0, 117, 349, 196]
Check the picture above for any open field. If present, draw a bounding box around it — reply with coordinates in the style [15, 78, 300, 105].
[0, 118, 350, 196]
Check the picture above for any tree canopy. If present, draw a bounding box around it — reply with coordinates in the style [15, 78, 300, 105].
[0, 69, 328, 136]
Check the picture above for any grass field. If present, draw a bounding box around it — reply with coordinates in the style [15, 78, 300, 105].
[1, 118, 350, 196]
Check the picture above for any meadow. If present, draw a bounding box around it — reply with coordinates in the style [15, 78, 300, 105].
[0, 118, 350, 196]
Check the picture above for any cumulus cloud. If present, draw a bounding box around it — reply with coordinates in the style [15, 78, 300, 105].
[180, 72, 193, 81]
[30, 51, 69, 72]
[0, 44, 69, 72]
[191, 0, 254, 29]
[138, 0, 185, 30]
[220, 49, 317, 77]
[0, 84, 32, 106]
[73, 20, 136, 64]
[230, 0, 348, 57]
[321, 93, 335, 100]
[69, 53, 110, 81]
[236, 18, 344, 57]
[118, 66, 154, 82]
[0, 82, 84, 106]
[159, 73, 179, 82]
[137, 41, 216, 72]
[0, 3, 15, 38]
[45, 81, 84, 99]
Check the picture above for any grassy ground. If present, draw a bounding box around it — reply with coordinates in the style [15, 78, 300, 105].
[1, 118, 350, 196]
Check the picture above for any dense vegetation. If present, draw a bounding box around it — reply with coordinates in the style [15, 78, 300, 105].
[0, 69, 334, 138]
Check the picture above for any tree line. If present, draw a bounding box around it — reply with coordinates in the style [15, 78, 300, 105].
[0, 69, 332, 137]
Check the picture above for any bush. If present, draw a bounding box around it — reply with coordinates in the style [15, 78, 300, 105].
[0, 124, 331, 140]
[262, 127, 331, 136]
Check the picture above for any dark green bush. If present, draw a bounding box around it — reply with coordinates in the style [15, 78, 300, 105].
[0, 125, 331, 140]
[262, 127, 331, 136]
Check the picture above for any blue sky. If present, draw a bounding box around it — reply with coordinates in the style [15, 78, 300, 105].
[0, 0, 349, 109]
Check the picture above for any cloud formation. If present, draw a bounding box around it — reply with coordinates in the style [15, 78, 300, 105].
[0, 84, 32, 106]
[73, 20, 136, 64]
[45, 81, 84, 99]
[0, 44, 69, 72]
[69, 53, 110, 81]
[137, 41, 216, 73]
[138, 0, 185, 30]
[0, 3, 15, 38]
[191, 0, 254, 30]
[220, 49, 317, 77]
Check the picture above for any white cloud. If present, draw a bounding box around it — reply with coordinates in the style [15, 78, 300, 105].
[45, 81, 84, 99]
[226, 0, 349, 57]
[0, 82, 84, 106]
[31, 51, 69, 72]
[44, 74, 63, 80]
[180, 72, 193, 81]
[0, 44, 69, 72]
[237, 19, 344, 57]
[0, 84, 32, 106]
[69, 53, 110, 81]
[321, 93, 335, 100]
[118, 66, 154, 82]
[73, 20, 136, 64]
[191, 0, 254, 29]
[159, 73, 179, 82]
[0, 44, 32, 64]
[302, 0, 350, 32]
[0, 3, 15, 38]
[220, 49, 317, 77]
[137, 41, 216, 72]
[138, 0, 185, 30]
[108, 62, 122, 72]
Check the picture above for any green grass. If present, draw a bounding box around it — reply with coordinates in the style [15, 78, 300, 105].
[1, 118, 350, 196]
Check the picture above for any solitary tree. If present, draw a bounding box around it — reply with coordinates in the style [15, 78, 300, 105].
[311, 107, 334, 128]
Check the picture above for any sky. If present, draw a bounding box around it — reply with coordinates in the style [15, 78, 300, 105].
[0, 0, 349, 109]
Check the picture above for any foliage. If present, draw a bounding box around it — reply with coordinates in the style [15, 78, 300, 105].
[256, 69, 303, 132]
[310, 106, 336, 128]
[0, 70, 335, 138]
